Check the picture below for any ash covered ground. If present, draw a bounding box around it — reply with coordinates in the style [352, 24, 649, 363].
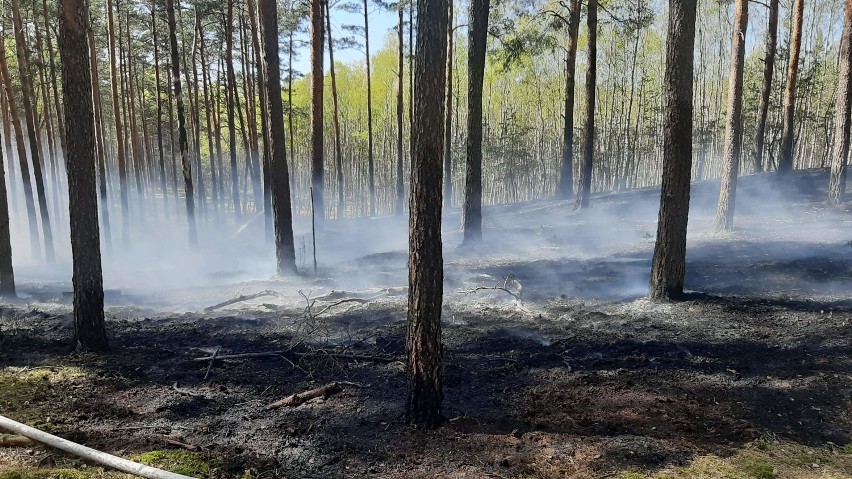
[1, 169, 851, 478]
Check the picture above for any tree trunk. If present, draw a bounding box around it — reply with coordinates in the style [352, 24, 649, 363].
[461, 0, 489, 244]
[395, 4, 405, 215]
[364, 0, 376, 215]
[407, 0, 448, 428]
[59, 0, 109, 351]
[0, 104, 14, 296]
[259, 0, 298, 275]
[648, 0, 697, 301]
[778, 0, 804, 175]
[752, 0, 778, 173]
[443, 0, 453, 206]
[248, 0, 272, 235]
[829, 0, 852, 204]
[558, 0, 581, 198]
[197, 13, 220, 217]
[106, 0, 130, 245]
[87, 12, 112, 252]
[11, 0, 54, 262]
[325, 0, 345, 219]
[225, 0, 242, 219]
[310, 0, 325, 227]
[715, 0, 748, 231]
[166, 0, 198, 244]
[575, 0, 596, 210]
[0, 43, 40, 259]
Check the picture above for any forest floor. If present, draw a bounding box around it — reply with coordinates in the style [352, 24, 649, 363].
[1, 169, 852, 479]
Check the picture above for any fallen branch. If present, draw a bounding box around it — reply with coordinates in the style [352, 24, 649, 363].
[204, 290, 283, 312]
[267, 381, 365, 409]
[165, 439, 199, 451]
[192, 350, 396, 363]
[172, 383, 203, 398]
[457, 275, 523, 301]
[0, 433, 35, 447]
[0, 415, 197, 479]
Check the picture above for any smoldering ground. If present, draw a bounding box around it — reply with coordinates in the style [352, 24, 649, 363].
[1, 168, 851, 478]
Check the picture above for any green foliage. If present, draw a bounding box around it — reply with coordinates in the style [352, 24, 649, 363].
[131, 450, 218, 477]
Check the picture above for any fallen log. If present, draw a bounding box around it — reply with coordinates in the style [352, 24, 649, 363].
[0, 433, 35, 447]
[0, 415, 197, 479]
[267, 381, 364, 409]
[204, 290, 283, 312]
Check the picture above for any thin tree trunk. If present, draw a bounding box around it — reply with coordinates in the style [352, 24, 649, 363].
[407, 0, 448, 428]
[829, 0, 852, 204]
[59, 0, 109, 351]
[225, 0, 242, 219]
[396, 4, 405, 215]
[310, 0, 326, 227]
[778, 0, 804, 175]
[0, 102, 13, 296]
[325, 0, 345, 219]
[364, 0, 376, 215]
[166, 0, 198, 243]
[106, 0, 130, 244]
[443, 0, 453, 206]
[11, 0, 54, 262]
[715, 0, 748, 231]
[197, 13, 220, 216]
[87, 12, 112, 252]
[575, 0, 596, 210]
[648, 0, 697, 301]
[752, 0, 778, 173]
[461, 0, 489, 244]
[248, 0, 272, 235]
[558, 0, 581, 198]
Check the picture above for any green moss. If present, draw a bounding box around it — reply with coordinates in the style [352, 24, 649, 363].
[843, 444, 852, 455]
[622, 473, 645, 479]
[0, 469, 92, 479]
[736, 458, 776, 479]
[132, 450, 216, 477]
[0, 367, 85, 427]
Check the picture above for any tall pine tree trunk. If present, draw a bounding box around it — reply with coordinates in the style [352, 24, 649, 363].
[778, 0, 804, 175]
[259, 0, 297, 275]
[87, 12, 112, 252]
[395, 5, 405, 215]
[166, 0, 198, 243]
[461, 0, 489, 244]
[225, 0, 242, 219]
[751, 0, 778, 173]
[648, 0, 697, 301]
[715, 0, 748, 231]
[107, 0, 130, 244]
[364, 0, 376, 215]
[11, 0, 54, 261]
[310, 0, 325, 227]
[0, 42, 40, 259]
[558, 0, 581, 198]
[575, 0, 596, 210]
[325, 0, 345, 219]
[407, 0, 448, 428]
[59, 0, 109, 351]
[443, 0, 453, 206]
[829, 0, 852, 204]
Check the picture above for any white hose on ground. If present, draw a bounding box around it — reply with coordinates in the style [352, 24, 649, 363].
[0, 415, 198, 479]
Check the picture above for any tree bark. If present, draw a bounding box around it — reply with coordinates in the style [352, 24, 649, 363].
[364, 0, 376, 216]
[0, 103, 14, 297]
[575, 0, 596, 210]
[259, 0, 298, 275]
[326, 0, 345, 219]
[11, 0, 54, 262]
[0, 43, 40, 259]
[829, 0, 852, 204]
[558, 0, 581, 199]
[751, 0, 778, 173]
[648, 0, 697, 301]
[310, 0, 325, 227]
[461, 0, 489, 244]
[395, 4, 405, 215]
[407, 0, 448, 428]
[166, 0, 198, 244]
[106, 0, 130, 244]
[715, 0, 748, 231]
[443, 0, 453, 206]
[87, 12, 112, 252]
[59, 0, 109, 351]
[225, 0, 242, 219]
[778, 0, 804, 175]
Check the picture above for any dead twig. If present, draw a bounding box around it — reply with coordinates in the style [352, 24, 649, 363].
[457, 275, 524, 301]
[203, 346, 220, 380]
[266, 381, 366, 409]
[204, 290, 283, 312]
[192, 350, 396, 363]
[165, 439, 199, 451]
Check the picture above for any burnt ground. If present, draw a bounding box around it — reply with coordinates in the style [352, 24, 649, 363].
[1, 169, 852, 478]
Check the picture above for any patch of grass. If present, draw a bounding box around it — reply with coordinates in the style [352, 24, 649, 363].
[735, 457, 776, 479]
[622, 473, 644, 479]
[0, 469, 92, 479]
[844, 444, 852, 454]
[132, 450, 217, 477]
